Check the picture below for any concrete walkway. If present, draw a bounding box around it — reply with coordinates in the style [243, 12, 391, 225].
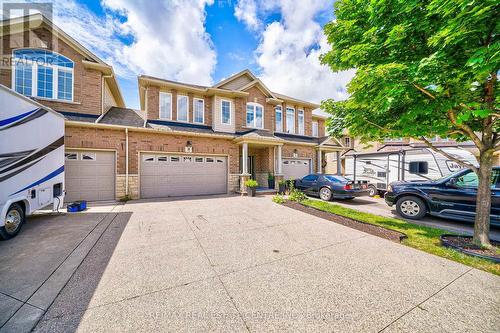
[2, 195, 498, 332]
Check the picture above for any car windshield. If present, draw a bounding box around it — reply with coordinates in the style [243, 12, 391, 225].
[324, 175, 349, 183]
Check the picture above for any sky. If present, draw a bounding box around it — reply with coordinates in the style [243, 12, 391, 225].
[3, 0, 355, 110]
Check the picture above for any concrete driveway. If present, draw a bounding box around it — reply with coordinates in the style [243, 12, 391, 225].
[1, 196, 498, 332]
[324, 196, 500, 241]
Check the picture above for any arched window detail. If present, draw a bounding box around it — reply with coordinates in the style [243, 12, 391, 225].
[12, 49, 74, 101]
[246, 102, 264, 129]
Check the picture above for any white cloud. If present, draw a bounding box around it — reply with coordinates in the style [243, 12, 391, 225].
[236, 0, 354, 104]
[10, 0, 217, 85]
[234, 0, 260, 31]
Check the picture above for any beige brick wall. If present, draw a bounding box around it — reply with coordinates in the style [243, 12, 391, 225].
[116, 174, 139, 199]
[1, 27, 103, 115]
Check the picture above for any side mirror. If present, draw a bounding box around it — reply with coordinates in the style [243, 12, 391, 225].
[446, 178, 458, 188]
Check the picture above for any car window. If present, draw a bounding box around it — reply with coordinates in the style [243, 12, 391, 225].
[302, 175, 318, 182]
[324, 175, 349, 183]
[456, 171, 478, 188]
[491, 169, 500, 189]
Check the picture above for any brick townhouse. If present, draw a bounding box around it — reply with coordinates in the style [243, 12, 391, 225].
[1, 14, 344, 201]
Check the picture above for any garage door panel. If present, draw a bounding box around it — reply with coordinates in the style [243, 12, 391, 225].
[283, 158, 311, 180]
[65, 151, 115, 202]
[140, 154, 227, 199]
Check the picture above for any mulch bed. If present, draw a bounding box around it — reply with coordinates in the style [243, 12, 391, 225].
[441, 235, 500, 262]
[283, 201, 406, 243]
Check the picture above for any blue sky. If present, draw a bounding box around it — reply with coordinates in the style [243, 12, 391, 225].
[23, 0, 354, 109]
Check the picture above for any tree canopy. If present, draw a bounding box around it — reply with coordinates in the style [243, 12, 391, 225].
[321, 0, 499, 150]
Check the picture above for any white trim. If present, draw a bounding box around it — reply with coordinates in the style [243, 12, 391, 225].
[298, 109, 305, 135]
[159, 91, 172, 120]
[245, 102, 264, 129]
[286, 107, 295, 134]
[221, 99, 232, 125]
[193, 97, 205, 124]
[275, 105, 283, 132]
[176, 94, 189, 122]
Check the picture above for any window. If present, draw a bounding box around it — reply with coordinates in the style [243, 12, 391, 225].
[344, 137, 351, 147]
[65, 153, 77, 160]
[456, 171, 478, 188]
[158, 156, 168, 162]
[385, 138, 403, 142]
[195, 157, 204, 163]
[177, 95, 188, 121]
[221, 100, 231, 124]
[491, 169, 500, 189]
[377, 171, 387, 178]
[409, 161, 428, 174]
[302, 175, 318, 182]
[170, 156, 180, 162]
[298, 109, 304, 135]
[324, 175, 349, 182]
[193, 98, 204, 123]
[246, 103, 264, 128]
[159, 92, 172, 119]
[312, 121, 319, 137]
[206, 157, 215, 163]
[13, 49, 74, 101]
[183, 156, 192, 163]
[275, 106, 283, 132]
[216, 158, 224, 163]
[81, 153, 96, 161]
[286, 107, 295, 134]
[143, 156, 155, 162]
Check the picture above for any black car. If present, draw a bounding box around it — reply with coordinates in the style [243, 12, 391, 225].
[385, 167, 500, 226]
[295, 174, 369, 201]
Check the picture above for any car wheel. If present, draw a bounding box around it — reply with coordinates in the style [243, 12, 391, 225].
[319, 187, 332, 201]
[0, 203, 25, 240]
[396, 196, 426, 220]
[368, 185, 378, 197]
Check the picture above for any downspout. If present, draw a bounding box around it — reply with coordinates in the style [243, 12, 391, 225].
[125, 128, 129, 196]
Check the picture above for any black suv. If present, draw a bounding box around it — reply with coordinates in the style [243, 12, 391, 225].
[385, 167, 500, 226]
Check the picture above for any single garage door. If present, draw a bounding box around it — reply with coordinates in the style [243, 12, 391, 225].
[283, 158, 311, 180]
[140, 154, 227, 198]
[64, 150, 115, 202]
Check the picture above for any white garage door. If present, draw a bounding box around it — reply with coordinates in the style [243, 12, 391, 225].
[283, 158, 311, 180]
[64, 150, 115, 202]
[140, 154, 227, 199]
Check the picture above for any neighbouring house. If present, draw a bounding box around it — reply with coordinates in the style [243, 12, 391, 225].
[325, 136, 498, 174]
[1, 14, 345, 201]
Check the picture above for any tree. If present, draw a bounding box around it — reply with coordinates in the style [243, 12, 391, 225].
[321, 0, 499, 246]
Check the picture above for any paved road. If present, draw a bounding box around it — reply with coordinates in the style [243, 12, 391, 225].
[1, 195, 496, 332]
[324, 196, 500, 241]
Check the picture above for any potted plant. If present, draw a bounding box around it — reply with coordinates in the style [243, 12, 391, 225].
[267, 172, 275, 189]
[278, 179, 287, 194]
[245, 179, 258, 197]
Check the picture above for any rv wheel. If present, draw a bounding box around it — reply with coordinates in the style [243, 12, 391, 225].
[0, 203, 25, 240]
[368, 185, 378, 197]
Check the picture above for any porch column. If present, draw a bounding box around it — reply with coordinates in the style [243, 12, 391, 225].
[277, 145, 283, 175]
[317, 149, 322, 174]
[336, 151, 341, 175]
[242, 142, 249, 175]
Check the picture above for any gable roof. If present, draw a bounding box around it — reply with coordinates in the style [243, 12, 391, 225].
[1, 13, 125, 107]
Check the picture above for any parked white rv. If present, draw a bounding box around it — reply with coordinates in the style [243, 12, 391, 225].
[0, 84, 65, 239]
[344, 147, 478, 196]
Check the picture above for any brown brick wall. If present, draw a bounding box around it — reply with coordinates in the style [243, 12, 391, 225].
[66, 125, 240, 174]
[318, 119, 326, 137]
[146, 86, 160, 119]
[1, 27, 103, 115]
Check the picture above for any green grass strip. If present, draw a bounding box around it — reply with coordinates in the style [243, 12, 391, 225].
[302, 199, 500, 276]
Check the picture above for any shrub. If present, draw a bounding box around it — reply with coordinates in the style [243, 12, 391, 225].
[289, 188, 307, 202]
[272, 194, 287, 204]
[267, 172, 274, 180]
[245, 179, 258, 188]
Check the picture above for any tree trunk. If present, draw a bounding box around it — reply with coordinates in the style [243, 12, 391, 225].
[473, 150, 493, 247]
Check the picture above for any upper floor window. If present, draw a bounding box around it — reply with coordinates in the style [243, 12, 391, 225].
[312, 120, 319, 137]
[177, 95, 188, 122]
[344, 137, 351, 147]
[275, 106, 283, 132]
[246, 103, 264, 129]
[221, 100, 231, 124]
[193, 98, 204, 124]
[159, 92, 172, 119]
[13, 49, 74, 101]
[298, 109, 304, 135]
[286, 107, 295, 134]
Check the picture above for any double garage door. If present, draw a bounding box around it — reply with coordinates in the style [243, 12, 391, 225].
[140, 153, 228, 199]
[64, 150, 116, 202]
[283, 158, 311, 180]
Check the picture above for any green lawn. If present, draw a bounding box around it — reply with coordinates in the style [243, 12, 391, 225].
[301, 199, 500, 276]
